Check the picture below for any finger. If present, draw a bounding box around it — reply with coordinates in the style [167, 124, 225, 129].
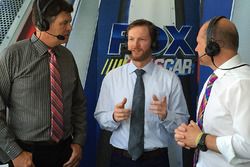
[67, 157, 80, 167]
[177, 141, 186, 147]
[149, 109, 162, 116]
[175, 133, 185, 140]
[149, 105, 161, 111]
[162, 96, 167, 104]
[120, 98, 127, 108]
[115, 98, 127, 109]
[72, 159, 80, 167]
[63, 157, 73, 167]
[115, 109, 130, 116]
[190, 120, 196, 126]
[115, 110, 131, 121]
[115, 108, 127, 113]
[118, 113, 130, 120]
[152, 95, 159, 101]
[179, 123, 188, 128]
[178, 125, 187, 132]
[122, 108, 131, 114]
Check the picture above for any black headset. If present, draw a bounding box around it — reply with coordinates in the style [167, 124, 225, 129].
[36, 0, 54, 31]
[149, 26, 158, 50]
[205, 16, 226, 57]
[205, 16, 249, 70]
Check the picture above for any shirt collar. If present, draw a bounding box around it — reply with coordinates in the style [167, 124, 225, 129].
[128, 60, 154, 75]
[214, 55, 241, 78]
[31, 33, 50, 57]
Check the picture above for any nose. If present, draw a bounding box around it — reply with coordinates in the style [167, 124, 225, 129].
[134, 39, 140, 47]
[195, 45, 198, 53]
[67, 23, 72, 32]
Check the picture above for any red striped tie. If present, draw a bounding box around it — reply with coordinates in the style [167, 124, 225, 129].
[48, 49, 64, 142]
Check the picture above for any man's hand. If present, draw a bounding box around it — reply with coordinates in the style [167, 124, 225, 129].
[12, 151, 35, 167]
[175, 120, 202, 149]
[174, 123, 190, 149]
[63, 144, 82, 167]
[113, 98, 131, 122]
[149, 95, 167, 121]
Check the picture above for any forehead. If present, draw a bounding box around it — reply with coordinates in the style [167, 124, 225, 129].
[53, 11, 72, 22]
[197, 23, 209, 40]
[128, 25, 150, 36]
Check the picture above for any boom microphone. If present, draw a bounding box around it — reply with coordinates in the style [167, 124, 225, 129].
[45, 31, 65, 40]
[121, 43, 132, 56]
[199, 53, 207, 59]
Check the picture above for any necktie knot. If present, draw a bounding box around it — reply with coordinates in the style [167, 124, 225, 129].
[135, 69, 145, 77]
[48, 49, 54, 55]
[48, 49, 56, 59]
[208, 73, 218, 85]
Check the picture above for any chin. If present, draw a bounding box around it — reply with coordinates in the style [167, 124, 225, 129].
[130, 54, 151, 62]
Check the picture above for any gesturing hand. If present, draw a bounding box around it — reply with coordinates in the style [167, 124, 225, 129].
[149, 95, 167, 121]
[113, 98, 131, 122]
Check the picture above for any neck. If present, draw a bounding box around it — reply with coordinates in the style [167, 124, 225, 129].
[209, 50, 237, 70]
[36, 30, 59, 48]
[132, 56, 152, 69]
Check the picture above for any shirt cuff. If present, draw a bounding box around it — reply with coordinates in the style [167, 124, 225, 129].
[108, 111, 120, 129]
[5, 141, 23, 160]
[159, 111, 176, 133]
[216, 136, 235, 163]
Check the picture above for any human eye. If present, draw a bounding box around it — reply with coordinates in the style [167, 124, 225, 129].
[128, 37, 134, 41]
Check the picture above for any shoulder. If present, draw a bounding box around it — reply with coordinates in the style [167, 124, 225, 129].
[2, 39, 30, 53]
[106, 64, 128, 77]
[225, 65, 250, 80]
[0, 39, 30, 60]
[103, 64, 128, 83]
[220, 65, 250, 90]
[153, 64, 179, 80]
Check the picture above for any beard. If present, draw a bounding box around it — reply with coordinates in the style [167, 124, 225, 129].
[129, 48, 152, 62]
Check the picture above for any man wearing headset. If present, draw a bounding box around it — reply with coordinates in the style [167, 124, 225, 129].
[95, 19, 189, 167]
[0, 0, 87, 166]
[175, 17, 250, 167]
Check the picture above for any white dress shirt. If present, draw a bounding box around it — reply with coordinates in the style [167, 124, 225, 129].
[95, 60, 189, 150]
[197, 55, 250, 167]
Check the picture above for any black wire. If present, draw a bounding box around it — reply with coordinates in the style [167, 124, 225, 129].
[211, 56, 249, 70]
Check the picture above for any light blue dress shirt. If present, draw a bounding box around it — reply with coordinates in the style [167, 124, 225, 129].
[95, 61, 189, 150]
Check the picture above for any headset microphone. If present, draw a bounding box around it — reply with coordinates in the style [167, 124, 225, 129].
[121, 43, 132, 56]
[45, 31, 65, 40]
[199, 53, 207, 59]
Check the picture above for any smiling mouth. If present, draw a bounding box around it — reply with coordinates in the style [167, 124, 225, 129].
[132, 49, 141, 53]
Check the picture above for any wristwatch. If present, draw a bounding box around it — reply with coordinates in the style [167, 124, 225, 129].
[197, 133, 208, 152]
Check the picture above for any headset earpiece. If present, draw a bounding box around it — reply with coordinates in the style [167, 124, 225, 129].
[205, 16, 226, 57]
[205, 40, 221, 57]
[36, 0, 53, 31]
[150, 26, 158, 51]
[151, 40, 157, 51]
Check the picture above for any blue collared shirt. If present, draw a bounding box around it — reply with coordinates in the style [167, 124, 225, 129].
[95, 60, 189, 150]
